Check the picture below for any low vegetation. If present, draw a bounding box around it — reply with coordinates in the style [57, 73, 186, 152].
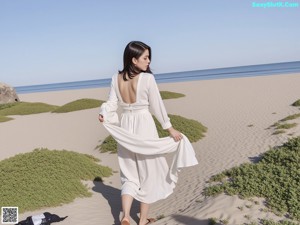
[0, 102, 57, 116]
[208, 218, 218, 225]
[52, 98, 103, 113]
[270, 99, 300, 135]
[280, 113, 300, 122]
[96, 135, 117, 154]
[0, 99, 104, 122]
[0, 91, 184, 120]
[98, 114, 207, 153]
[153, 114, 207, 141]
[0, 102, 18, 110]
[0, 115, 13, 123]
[0, 148, 112, 213]
[270, 113, 300, 135]
[260, 219, 300, 225]
[209, 218, 300, 225]
[291, 99, 300, 107]
[160, 91, 185, 100]
[275, 123, 297, 130]
[204, 137, 300, 222]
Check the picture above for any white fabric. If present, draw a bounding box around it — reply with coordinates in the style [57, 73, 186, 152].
[31, 214, 45, 225]
[99, 72, 198, 203]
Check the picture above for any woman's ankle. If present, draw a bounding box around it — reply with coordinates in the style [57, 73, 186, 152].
[138, 218, 147, 225]
[122, 216, 130, 221]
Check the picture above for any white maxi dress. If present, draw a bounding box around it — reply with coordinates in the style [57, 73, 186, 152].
[99, 72, 198, 204]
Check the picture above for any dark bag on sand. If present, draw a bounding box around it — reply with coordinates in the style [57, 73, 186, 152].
[15, 212, 68, 225]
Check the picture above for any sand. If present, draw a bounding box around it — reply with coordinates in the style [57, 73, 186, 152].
[1, 73, 300, 225]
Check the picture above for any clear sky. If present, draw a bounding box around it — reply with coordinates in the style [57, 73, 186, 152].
[0, 0, 299, 86]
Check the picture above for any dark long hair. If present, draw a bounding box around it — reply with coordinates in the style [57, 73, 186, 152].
[118, 41, 152, 81]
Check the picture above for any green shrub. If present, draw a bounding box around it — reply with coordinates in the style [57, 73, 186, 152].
[208, 172, 228, 183]
[271, 113, 300, 135]
[53, 98, 103, 113]
[276, 123, 297, 130]
[208, 217, 218, 225]
[291, 99, 300, 107]
[0, 148, 112, 213]
[204, 137, 300, 221]
[160, 91, 185, 100]
[271, 122, 281, 128]
[280, 114, 300, 122]
[220, 219, 229, 225]
[203, 184, 225, 197]
[98, 114, 207, 153]
[97, 136, 117, 154]
[0, 115, 13, 123]
[153, 114, 207, 141]
[0, 102, 57, 116]
[261, 219, 300, 225]
[0, 102, 18, 110]
[272, 130, 286, 135]
[247, 222, 258, 225]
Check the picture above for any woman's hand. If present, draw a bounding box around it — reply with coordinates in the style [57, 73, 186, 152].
[98, 114, 104, 123]
[167, 127, 183, 142]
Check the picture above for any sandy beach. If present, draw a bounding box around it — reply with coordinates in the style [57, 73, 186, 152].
[1, 73, 300, 225]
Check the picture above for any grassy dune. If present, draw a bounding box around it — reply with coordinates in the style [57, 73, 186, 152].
[0, 148, 112, 213]
[53, 98, 103, 113]
[0, 102, 57, 116]
[0, 99, 104, 122]
[205, 137, 300, 222]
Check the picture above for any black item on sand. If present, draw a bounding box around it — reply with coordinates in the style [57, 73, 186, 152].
[15, 212, 68, 225]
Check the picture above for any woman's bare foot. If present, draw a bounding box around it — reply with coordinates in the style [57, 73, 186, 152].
[139, 218, 156, 225]
[121, 217, 130, 225]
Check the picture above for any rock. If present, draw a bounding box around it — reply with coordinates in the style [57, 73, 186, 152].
[0, 82, 20, 104]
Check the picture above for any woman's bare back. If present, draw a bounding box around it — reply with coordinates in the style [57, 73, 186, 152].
[117, 73, 140, 104]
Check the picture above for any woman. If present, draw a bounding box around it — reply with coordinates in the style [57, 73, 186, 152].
[99, 41, 186, 225]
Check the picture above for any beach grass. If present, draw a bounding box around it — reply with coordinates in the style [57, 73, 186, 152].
[0, 102, 18, 110]
[275, 123, 297, 130]
[154, 114, 207, 142]
[52, 98, 103, 113]
[261, 219, 299, 225]
[291, 99, 300, 107]
[0, 148, 112, 213]
[272, 130, 286, 135]
[0, 102, 58, 116]
[280, 113, 300, 122]
[96, 135, 117, 154]
[208, 218, 218, 225]
[0, 115, 13, 123]
[204, 136, 300, 222]
[98, 114, 207, 153]
[160, 91, 185, 100]
[270, 113, 300, 135]
[0, 99, 104, 118]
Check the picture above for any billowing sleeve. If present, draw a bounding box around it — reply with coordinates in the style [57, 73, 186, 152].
[99, 75, 119, 118]
[148, 74, 172, 130]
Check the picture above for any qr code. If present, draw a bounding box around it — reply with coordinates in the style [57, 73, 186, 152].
[1, 207, 18, 224]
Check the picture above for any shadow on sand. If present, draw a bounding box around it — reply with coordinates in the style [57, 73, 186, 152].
[92, 180, 140, 225]
[172, 214, 222, 225]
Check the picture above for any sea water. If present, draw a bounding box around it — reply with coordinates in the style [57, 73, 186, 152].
[15, 61, 300, 94]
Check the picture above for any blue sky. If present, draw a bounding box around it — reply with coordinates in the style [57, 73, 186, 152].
[0, 0, 299, 86]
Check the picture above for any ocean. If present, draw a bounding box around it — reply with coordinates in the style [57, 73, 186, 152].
[15, 61, 300, 94]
